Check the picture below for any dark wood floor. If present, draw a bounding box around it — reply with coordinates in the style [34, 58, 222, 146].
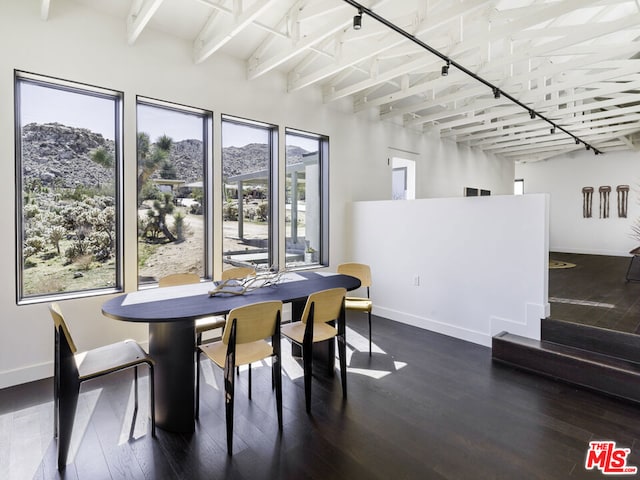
[549, 252, 640, 334]
[2, 314, 639, 479]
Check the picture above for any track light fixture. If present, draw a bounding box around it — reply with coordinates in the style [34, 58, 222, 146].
[441, 60, 450, 77]
[343, 0, 602, 155]
[353, 8, 362, 30]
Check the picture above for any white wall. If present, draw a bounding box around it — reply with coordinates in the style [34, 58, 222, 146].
[0, 0, 514, 387]
[516, 150, 640, 256]
[350, 194, 550, 347]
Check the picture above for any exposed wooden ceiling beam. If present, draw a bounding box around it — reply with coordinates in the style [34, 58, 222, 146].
[358, 0, 604, 98]
[41, 0, 50, 20]
[194, 0, 277, 64]
[289, 0, 494, 92]
[127, 0, 164, 45]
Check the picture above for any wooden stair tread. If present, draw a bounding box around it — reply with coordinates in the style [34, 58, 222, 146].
[492, 331, 640, 404]
[541, 317, 640, 364]
[494, 332, 640, 374]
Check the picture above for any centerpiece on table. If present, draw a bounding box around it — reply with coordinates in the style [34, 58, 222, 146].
[208, 266, 285, 296]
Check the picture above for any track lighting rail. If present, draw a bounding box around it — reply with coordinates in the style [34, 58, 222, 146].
[343, 0, 602, 155]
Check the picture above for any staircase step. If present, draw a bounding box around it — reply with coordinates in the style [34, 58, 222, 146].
[492, 331, 640, 404]
[542, 317, 640, 364]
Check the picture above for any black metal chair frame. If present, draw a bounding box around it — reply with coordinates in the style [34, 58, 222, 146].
[287, 299, 348, 413]
[196, 309, 283, 455]
[53, 310, 155, 471]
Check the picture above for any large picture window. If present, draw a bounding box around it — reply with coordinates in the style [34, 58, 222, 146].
[285, 130, 329, 268]
[15, 72, 123, 302]
[136, 98, 211, 285]
[221, 116, 277, 270]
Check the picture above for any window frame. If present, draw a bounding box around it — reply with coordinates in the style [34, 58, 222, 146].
[221, 114, 279, 269]
[14, 70, 124, 304]
[135, 96, 213, 286]
[285, 128, 329, 268]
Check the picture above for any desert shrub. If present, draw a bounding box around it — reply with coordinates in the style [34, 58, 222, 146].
[24, 203, 40, 219]
[88, 230, 113, 261]
[189, 202, 202, 215]
[24, 235, 46, 258]
[223, 202, 238, 221]
[140, 211, 161, 242]
[256, 202, 268, 221]
[65, 239, 90, 262]
[173, 211, 185, 241]
[48, 225, 66, 255]
[139, 193, 176, 242]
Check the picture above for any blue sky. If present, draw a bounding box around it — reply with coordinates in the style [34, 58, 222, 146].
[21, 81, 317, 151]
[20, 82, 117, 140]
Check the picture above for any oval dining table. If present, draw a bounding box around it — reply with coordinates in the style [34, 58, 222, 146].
[102, 271, 361, 433]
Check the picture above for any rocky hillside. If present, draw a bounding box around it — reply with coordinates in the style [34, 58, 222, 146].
[222, 143, 308, 177]
[21, 123, 312, 188]
[22, 122, 115, 188]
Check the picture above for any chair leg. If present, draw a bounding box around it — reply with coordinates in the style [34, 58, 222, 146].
[248, 364, 252, 400]
[302, 343, 313, 414]
[338, 334, 347, 399]
[195, 350, 201, 419]
[224, 364, 235, 456]
[274, 355, 283, 430]
[57, 381, 80, 471]
[133, 366, 139, 412]
[368, 311, 372, 356]
[148, 363, 156, 437]
[53, 353, 59, 439]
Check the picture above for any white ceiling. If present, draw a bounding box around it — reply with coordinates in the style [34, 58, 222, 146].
[45, 0, 640, 161]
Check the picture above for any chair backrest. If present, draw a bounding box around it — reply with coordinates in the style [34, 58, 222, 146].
[49, 302, 78, 354]
[222, 301, 282, 345]
[301, 288, 346, 325]
[221, 266, 256, 281]
[337, 263, 372, 288]
[158, 272, 200, 288]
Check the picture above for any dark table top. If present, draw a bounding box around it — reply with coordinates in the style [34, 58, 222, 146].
[102, 271, 361, 323]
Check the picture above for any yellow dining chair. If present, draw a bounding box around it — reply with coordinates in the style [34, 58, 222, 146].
[158, 272, 226, 347]
[337, 263, 374, 355]
[159, 267, 256, 346]
[196, 301, 283, 455]
[281, 288, 347, 414]
[221, 265, 256, 282]
[159, 268, 256, 418]
[50, 303, 155, 471]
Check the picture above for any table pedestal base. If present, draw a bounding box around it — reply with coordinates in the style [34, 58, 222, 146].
[149, 321, 195, 433]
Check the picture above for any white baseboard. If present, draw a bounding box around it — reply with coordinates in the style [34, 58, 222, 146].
[0, 361, 52, 390]
[374, 306, 491, 347]
[0, 340, 150, 390]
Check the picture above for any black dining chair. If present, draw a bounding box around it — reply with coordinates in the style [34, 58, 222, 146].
[196, 300, 283, 455]
[50, 303, 155, 471]
[281, 287, 347, 413]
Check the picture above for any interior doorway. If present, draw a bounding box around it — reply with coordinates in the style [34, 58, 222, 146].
[391, 156, 416, 200]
